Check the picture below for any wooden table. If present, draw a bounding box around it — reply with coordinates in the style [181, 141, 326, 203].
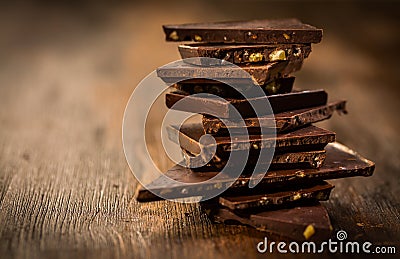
[0, 2, 399, 258]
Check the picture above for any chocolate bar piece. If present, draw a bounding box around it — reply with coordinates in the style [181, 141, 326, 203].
[168, 123, 335, 157]
[163, 19, 322, 44]
[182, 148, 326, 170]
[173, 77, 295, 97]
[204, 202, 332, 241]
[136, 142, 375, 202]
[169, 123, 332, 170]
[157, 60, 302, 86]
[179, 44, 311, 65]
[202, 100, 347, 135]
[219, 181, 333, 211]
[166, 89, 328, 118]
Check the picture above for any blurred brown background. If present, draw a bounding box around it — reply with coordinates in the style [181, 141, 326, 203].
[0, 0, 399, 258]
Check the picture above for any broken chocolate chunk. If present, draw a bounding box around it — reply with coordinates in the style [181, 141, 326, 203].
[166, 89, 328, 118]
[203, 202, 332, 241]
[136, 143, 375, 202]
[178, 43, 311, 65]
[202, 100, 347, 135]
[163, 19, 323, 44]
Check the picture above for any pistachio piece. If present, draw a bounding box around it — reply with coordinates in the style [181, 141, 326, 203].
[258, 199, 267, 205]
[247, 31, 257, 39]
[303, 225, 315, 240]
[296, 170, 306, 178]
[214, 182, 223, 189]
[283, 33, 291, 40]
[194, 35, 202, 42]
[224, 52, 231, 61]
[249, 52, 263, 62]
[243, 50, 249, 59]
[293, 193, 302, 201]
[269, 49, 286, 61]
[266, 85, 278, 95]
[315, 191, 327, 200]
[265, 81, 280, 95]
[293, 47, 302, 57]
[313, 155, 323, 168]
[169, 31, 179, 40]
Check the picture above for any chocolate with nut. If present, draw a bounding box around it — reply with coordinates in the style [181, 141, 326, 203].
[203, 202, 332, 241]
[167, 123, 334, 167]
[202, 100, 347, 135]
[179, 43, 311, 65]
[173, 77, 295, 97]
[157, 60, 302, 86]
[163, 19, 322, 44]
[166, 89, 328, 118]
[218, 181, 334, 211]
[182, 148, 326, 171]
[136, 142, 375, 202]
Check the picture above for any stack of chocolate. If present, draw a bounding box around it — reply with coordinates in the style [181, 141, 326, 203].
[136, 19, 375, 241]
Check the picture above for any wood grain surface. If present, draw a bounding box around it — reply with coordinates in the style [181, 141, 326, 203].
[0, 2, 399, 258]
